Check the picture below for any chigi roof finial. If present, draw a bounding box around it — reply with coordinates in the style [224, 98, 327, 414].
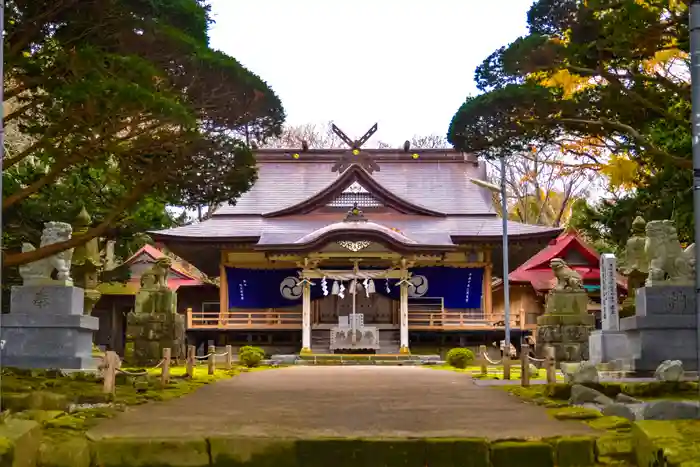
[330, 123, 380, 174]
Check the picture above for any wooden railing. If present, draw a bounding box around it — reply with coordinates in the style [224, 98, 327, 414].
[187, 309, 302, 330]
[408, 312, 492, 329]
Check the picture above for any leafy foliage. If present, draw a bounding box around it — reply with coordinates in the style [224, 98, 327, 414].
[3, 0, 285, 268]
[447, 0, 692, 247]
[446, 347, 475, 369]
[238, 346, 265, 368]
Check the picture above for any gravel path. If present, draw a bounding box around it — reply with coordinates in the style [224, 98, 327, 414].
[88, 366, 595, 440]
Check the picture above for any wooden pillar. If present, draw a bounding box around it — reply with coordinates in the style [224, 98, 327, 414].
[219, 254, 228, 325]
[483, 248, 493, 319]
[301, 282, 311, 353]
[399, 262, 409, 353]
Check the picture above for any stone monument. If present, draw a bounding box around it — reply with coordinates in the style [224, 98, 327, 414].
[619, 219, 697, 372]
[588, 253, 630, 365]
[619, 216, 648, 318]
[536, 258, 595, 362]
[4, 222, 99, 369]
[125, 256, 186, 366]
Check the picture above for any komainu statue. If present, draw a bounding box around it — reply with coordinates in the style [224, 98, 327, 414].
[127, 254, 184, 365]
[18, 222, 74, 285]
[644, 220, 694, 286]
[550, 258, 584, 291]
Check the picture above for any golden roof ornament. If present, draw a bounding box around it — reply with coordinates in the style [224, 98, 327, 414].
[344, 202, 367, 222]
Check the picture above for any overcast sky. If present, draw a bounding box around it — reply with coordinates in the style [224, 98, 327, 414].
[207, 0, 535, 146]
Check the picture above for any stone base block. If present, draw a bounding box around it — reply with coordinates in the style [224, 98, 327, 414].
[544, 342, 590, 362]
[635, 285, 695, 316]
[126, 311, 186, 366]
[10, 285, 84, 315]
[588, 330, 630, 365]
[620, 314, 698, 372]
[3, 313, 99, 370]
[545, 290, 589, 315]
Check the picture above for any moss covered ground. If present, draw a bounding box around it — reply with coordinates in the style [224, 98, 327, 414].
[501, 381, 700, 466]
[426, 363, 565, 381]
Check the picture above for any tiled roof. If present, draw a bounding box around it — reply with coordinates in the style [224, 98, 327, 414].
[152, 215, 560, 243]
[214, 153, 495, 216]
[151, 150, 562, 245]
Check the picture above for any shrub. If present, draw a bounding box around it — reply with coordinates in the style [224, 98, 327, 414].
[446, 347, 474, 369]
[238, 346, 265, 368]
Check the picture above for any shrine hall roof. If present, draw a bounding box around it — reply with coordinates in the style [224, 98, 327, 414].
[152, 215, 561, 243]
[151, 149, 563, 245]
[214, 150, 495, 216]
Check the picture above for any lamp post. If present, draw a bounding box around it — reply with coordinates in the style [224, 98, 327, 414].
[470, 156, 511, 379]
[0, 0, 6, 412]
[689, 0, 700, 386]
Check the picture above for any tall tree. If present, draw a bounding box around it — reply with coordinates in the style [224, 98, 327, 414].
[4, 0, 285, 267]
[446, 0, 692, 245]
[486, 145, 595, 227]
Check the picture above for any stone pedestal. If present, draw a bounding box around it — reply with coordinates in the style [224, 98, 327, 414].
[620, 286, 697, 372]
[4, 285, 99, 370]
[536, 290, 595, 362]
[126, 311, 186, 366]
[588, 330, 630, 365]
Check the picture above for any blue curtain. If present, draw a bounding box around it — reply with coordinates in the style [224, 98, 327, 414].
[225, 266, 483, 309]
[226, 268, 323, 309]
[409, 267, 484, 309]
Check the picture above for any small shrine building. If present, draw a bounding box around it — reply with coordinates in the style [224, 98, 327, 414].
[151, 143, 563, 355]
[492, 229, 628, 329]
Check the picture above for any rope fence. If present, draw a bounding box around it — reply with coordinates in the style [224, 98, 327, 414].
[100, 345, 235, 396]
[478, 344, 558, 386]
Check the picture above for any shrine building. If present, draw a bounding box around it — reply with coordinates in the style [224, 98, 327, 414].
[151, 138, 563, 355]
[492, 229, 628, 329]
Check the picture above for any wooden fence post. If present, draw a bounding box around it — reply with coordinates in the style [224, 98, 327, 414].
[225, 345, 233, 370]
[478, 345, 487, 376]
[161, 348, 171, 386]
[208, 345, 216, 375]
[102, 351, 118, 395]
[545, 346, 557, 384]
[520, 344, 530, 387]
[186, 345, 195, 378]
[503, 352, 511, 380]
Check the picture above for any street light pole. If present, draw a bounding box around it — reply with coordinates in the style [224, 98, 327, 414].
[500, 156, 511, 380]
[689, 0, 700, 385]
[469, 159, 512, 380]
[0, 0, 6, 412]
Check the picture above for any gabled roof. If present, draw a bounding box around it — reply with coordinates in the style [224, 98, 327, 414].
[214, 150, 496, 216]
[263, 164, 446, 217]
[507, 228, 627, 291]
[150, 149, 563, 251]
[124, 245, 205, 287]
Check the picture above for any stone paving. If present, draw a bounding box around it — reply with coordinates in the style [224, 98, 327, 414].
[88, 366, 595, 439]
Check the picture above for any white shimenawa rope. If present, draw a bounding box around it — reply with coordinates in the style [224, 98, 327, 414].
[115, 358, 165, 377]
[194, 351, 229, 360]
[481, 352, 503, 365]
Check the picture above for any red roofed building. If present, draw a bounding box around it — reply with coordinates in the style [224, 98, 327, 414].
[492, 228, 627, 329]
